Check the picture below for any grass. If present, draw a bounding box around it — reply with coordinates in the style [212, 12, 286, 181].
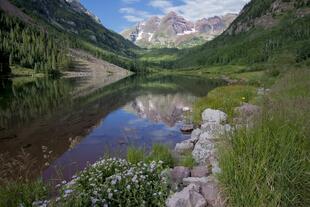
[193, 85, 257, 124]
[11, 66, 44, 77]
[0, 180, 48, 207]
[127, 147, 145, 164]
[177, 152, 196, 168]
[219, 69, 310, 207]
[147, 144, 175, 168]
[126, 144, 175, 168]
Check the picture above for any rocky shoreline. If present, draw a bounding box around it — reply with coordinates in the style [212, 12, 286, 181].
[166, 108, 231, 207]
[166, 103, 260, 207]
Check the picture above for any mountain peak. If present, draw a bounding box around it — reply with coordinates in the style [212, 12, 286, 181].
[121, 12, 237, 48]
[166, 11, 178, 17]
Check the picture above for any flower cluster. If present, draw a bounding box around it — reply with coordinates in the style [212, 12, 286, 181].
[59, 158, 169, 207]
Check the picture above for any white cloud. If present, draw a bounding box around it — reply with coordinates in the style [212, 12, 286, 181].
[120, 7, 153, 22]
[120, 0, 250, 24]
[150, 0, 250, 21]
[149, 0, 173, 8]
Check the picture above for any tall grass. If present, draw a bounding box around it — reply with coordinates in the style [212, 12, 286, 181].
[219, 69, 310, 206]
[147, 144, 175, 168]
[193, 85, 256, 124]
[177, 152, 196, 168]
[0, 180, 48, 207]
[127, 147, 145, 164]
[126, 144, 175, 168]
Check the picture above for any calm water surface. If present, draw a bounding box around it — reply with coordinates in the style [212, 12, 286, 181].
[0, 74, 224, 182]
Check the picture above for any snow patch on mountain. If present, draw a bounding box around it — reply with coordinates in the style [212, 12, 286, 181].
[121, 12, 237, 48]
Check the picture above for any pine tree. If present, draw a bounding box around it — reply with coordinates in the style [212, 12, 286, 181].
[9, 53, 13, 66]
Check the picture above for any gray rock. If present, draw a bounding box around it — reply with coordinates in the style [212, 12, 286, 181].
[234, 103, 261, 127]
[166, 184, 207, 207]
[199, 131, 213, 140]
[171, 166, 191, 184]
[191, 166, 211, 178]
[202, 109, 227, 124]
[200, 176, 224, 207]
[190, 128, 202, 143]
[192, 138, 214, 165]
[201, 123, 231, 137]
[257, 88, 270, 95]
[183, 177, 210, 186]
[175, 141, 194, 154]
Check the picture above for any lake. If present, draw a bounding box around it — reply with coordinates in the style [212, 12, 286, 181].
[0, 74, 224, 183]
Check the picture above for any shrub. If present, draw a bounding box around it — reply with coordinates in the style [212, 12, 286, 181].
[58, 158, 169, 207]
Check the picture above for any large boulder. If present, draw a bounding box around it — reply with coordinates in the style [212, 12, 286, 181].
[202, 109, 227, 124]
[171, 166, 191, 184]
[166, 184, 207, 207]
[182, 177, 210, 186]
[182, 176, 225, 207]
[190, 128, 202, 144]
[201, 123, 231, 137]
[200, 176, 225, 207]
[191, 166, 211, 178]
[192, 138, 215, 165]
[175, 141, 194, 154]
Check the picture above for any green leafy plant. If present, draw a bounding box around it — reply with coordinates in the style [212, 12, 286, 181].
[58, 158, 169, 207]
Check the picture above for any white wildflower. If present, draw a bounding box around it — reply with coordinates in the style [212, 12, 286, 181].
[108, 193, 113, 199]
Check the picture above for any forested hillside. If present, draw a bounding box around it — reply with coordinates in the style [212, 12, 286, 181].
[0, 0, 145, 74]
[142, 0, 310, 70]
[0, 11, 71, 74]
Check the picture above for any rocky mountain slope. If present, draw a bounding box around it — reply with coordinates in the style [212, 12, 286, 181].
[122, 12, 237, 48]
[64, 0, 101, 24]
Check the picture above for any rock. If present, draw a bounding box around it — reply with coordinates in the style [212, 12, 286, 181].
[202, 109, 227, 124]
[190, 128, 202, 144]
[208, 156, 221, 174]
[200, 177, 224, 207]
[201, 123, 231, 137]
[234, 103, 260, 117]
[175, 141, 194, 154]
[192, 138, 214, 165]
[166, 184, 207, 207]
[234, 103, 261, 127]
[171, 166, 191, 184]
[183, 177, 210, 186]
[257, 88, 270, 95]
[181, 124, 194, 133]
[199, 131, 213, 141]
[191, 166, 211, 178]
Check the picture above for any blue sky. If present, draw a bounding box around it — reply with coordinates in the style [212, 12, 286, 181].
[81, 0, 250, 32]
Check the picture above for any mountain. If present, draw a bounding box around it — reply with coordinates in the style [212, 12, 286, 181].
[64, 0, 101, 24]
[0, 0, 146, 73]
[121, 12, 237, 48]
[171, 0, 310, 68]
[7, 0, 136, 56]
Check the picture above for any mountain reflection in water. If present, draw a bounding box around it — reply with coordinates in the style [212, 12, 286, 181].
[0, 74, 225, 182]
